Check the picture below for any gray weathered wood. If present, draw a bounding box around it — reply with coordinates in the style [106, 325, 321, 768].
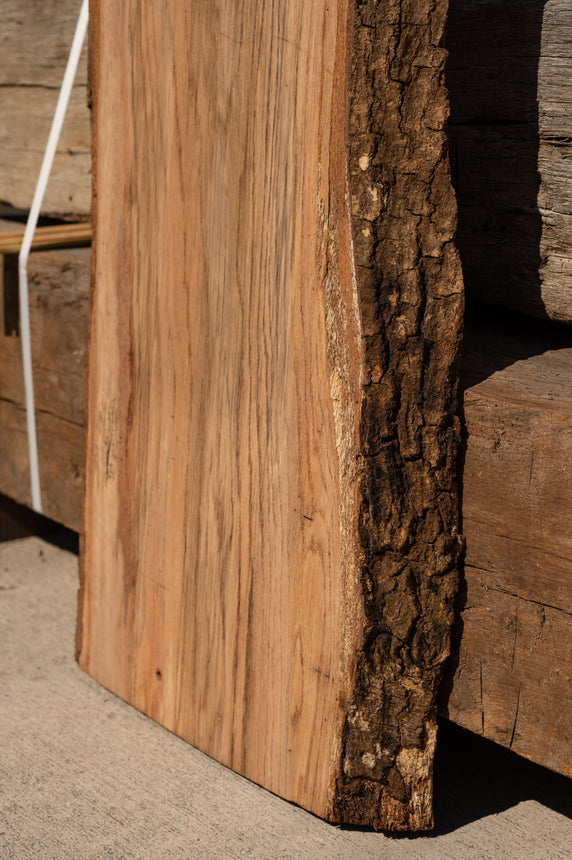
[440, 321, 572, 777]
[447, 0, 572, 322]
[0, 0, 91, 218]
[0, 233, 89, 530]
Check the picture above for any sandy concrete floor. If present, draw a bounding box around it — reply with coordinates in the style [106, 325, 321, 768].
[1, 536, 571, 859]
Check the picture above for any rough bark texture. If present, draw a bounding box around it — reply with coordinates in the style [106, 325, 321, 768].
[333, 0, 464, 830]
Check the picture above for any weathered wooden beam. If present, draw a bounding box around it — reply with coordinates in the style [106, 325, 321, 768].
[447, 0, 572, 322]
[78, 0, 463, 832]
[0, 0, 91, 219]
[0, 241, 88, 531]
[440, 319, 572, 778]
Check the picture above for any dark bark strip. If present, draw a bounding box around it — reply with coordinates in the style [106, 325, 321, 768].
[333, 0, 464, 830]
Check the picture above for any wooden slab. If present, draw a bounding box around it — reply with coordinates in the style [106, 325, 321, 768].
[0, 0, 91, 218]
[78, 0, 463, 831]
[0, 240, 89, 530]
[440, 320, 572, 777]
[447, 0, 572, 322]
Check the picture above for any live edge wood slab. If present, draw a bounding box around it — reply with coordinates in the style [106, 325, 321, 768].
[78, 0, 463, 831]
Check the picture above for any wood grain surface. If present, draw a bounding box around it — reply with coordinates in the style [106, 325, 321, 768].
[447, 0, 572, 322]
[441, 321, 572, 777]
[0, 0, 91, 219]
[79, 0, 463, 830]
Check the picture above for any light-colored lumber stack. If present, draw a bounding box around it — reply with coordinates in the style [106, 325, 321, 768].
[78, 0, 464, 832]
[0, 223, 92, 254]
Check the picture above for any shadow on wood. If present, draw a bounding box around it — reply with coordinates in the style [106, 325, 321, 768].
[447, 0, 548, 319]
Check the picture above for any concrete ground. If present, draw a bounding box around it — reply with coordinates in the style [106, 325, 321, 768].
[1, 536, 571, 859]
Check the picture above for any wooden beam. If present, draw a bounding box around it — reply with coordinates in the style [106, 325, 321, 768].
[0, 245, 89, 531]
[440, 319, 572, 778]
[78, 0, 463, 831]
[0, 0, 91, 219]
[447, 0, 572, 322]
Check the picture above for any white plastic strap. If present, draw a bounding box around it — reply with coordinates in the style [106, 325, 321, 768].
[18, 0, 89, 513]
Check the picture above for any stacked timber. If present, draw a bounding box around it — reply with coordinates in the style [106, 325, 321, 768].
[0, 0, 91, 529]
[0, 0, 91, 219]
[0, 221, 89, 530]
[440, 0, 572, 779]
[441, 317, 572, 778]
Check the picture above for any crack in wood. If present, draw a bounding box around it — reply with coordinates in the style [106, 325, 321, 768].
[509, 685, 521, 749]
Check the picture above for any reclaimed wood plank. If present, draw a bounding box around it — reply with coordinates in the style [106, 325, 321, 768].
[443, 577, 572, 778]
[0, 0, 91, 218]
[447, 0, 572, 322]
[0, 242, 89, 530]
[78, 0, 463, 832]
[440, 320, 572, 777]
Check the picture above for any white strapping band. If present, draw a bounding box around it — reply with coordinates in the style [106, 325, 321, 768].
[18, 0, 89, 513]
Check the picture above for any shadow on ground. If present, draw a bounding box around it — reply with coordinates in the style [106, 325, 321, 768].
[432, 718, 572, 836]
